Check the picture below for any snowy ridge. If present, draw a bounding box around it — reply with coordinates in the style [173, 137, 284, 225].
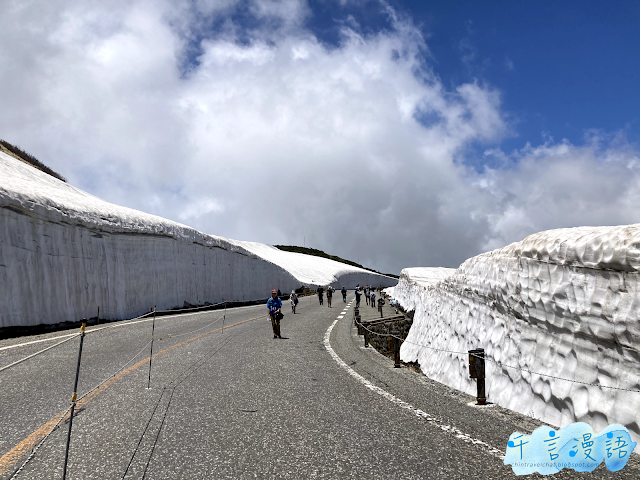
[0, 151, 246, 252]
[394, 229, 640, 452]
[229, 240, 381, 288]
[0, 153, 395, 327]
[388, 267, 455, 312]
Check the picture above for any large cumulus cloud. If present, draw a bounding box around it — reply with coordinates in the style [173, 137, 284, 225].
[1, 0, 639, 273]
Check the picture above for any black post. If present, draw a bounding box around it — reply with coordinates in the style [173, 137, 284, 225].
[147, 307, 156, 389]
[468, 348, 486, 405]
[62, 322, 86, 480]
[364, 328, 369, 348]
[394, 337, 401, 368]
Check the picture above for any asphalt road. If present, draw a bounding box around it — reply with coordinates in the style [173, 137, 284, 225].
[0, 294, 638, 479]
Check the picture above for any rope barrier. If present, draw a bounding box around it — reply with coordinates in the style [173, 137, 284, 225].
[162, 312, 225, 340]
[0, 303, 230, 375]
[356, 319, 640, 394]
[9, 405, 73, 480]
[0, 336, 79, 374]
[7, 309, 232, 478]
[122, 335, 234, 479]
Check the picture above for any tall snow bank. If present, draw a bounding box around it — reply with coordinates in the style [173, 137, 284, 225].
[0, 153, 395, 327]
[396, 228, 640, 451]
[389, 267, 456, 312]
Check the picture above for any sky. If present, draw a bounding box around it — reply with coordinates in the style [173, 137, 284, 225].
[1, 0, 640, 275]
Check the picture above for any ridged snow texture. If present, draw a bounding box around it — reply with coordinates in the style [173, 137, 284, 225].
[398, 231, 640, 451]
[0, 153, 396, 327]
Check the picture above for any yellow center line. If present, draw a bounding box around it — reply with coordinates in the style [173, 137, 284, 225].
[0, 313, 267, 476]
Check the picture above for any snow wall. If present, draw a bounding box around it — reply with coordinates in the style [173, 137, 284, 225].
[0, 153, 396, 327]
[395, 229, 640, 451]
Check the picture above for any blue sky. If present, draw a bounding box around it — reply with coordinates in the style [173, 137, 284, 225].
[309, 1, 640, 167]
[2, 0, 640, 273]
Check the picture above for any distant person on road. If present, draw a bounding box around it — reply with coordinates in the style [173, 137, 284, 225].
[290, 290, 298, 314]
[377, 297, 385, 315]
[370, 290, 376, 308]
[355, 288, 361, 308]
[317, 286, 324, 305]
[326, 286, 333, 307]
[365, 286, 370, 305]
[267, 289, 283, 339]
[341, 286, 347, 303]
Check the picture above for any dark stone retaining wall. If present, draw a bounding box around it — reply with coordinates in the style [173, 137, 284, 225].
[365, 317, 413, 358]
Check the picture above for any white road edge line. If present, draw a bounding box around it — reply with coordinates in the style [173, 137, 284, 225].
[323, 316, 505, 460]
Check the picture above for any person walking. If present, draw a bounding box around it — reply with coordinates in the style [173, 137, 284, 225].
[341, 286, 347, 303]
[326, 286, 333, 308]
[290, 290, 298, 314]
[267, 289, 283, 339]
[317, 286, 324, 305]
[355, 288, 361, 308]
[365, 286, 370, 305]
[370, 289, 376, 308]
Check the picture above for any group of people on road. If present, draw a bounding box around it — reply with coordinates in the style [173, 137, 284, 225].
[315, 285, 349, 308]
[353, 285, 378, 309]
[267, 284, 385, 338]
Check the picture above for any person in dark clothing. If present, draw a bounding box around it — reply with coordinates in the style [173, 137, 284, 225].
[317, 286, 324, 305]
[267, 289, 283, 338]
[326, 286, 333, 307]
[355, 288, 361, 308]
[277, 289, 282, 297]
[341, 286, 347, 303]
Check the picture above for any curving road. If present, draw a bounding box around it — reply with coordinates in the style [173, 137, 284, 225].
[1, 294, 638, 479]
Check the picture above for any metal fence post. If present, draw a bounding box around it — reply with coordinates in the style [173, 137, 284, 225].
[62, 321, 87, 480]
[393, 337, 401, 368]
[147, 307, 156, 389]
[468, 348, 486, 405]
[223, 300, 226, 334]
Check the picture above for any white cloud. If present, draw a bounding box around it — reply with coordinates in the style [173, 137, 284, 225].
[1, 0, 640, 273]
[179, 197, 224, 220]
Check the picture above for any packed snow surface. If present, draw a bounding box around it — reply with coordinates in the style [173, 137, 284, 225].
[392, 228, 640, 451]
[0, 152, 395, 327]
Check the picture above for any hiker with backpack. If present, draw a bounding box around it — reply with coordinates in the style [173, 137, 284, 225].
[326, 286, 334, 307]
[370, 290, 376, 308]
[317, 286, 324, 305]
[290, 290, 299, 314]
[341, 286, 347, 303]
[267, 289, 283, 339]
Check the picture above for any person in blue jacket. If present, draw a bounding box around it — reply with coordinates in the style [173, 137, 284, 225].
[267, 289, 283, 339]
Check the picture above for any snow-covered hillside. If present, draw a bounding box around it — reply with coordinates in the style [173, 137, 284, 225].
[0, 152, 395, 327]
[392, 228, 640, 451]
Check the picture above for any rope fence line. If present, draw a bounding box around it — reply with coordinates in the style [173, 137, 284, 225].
[9, 405, 73, 480]
[162, 312, 226, 340]
[355, 318, 640, 394]
[0, 302, 232, 375]
[4, 306, 269, 478]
